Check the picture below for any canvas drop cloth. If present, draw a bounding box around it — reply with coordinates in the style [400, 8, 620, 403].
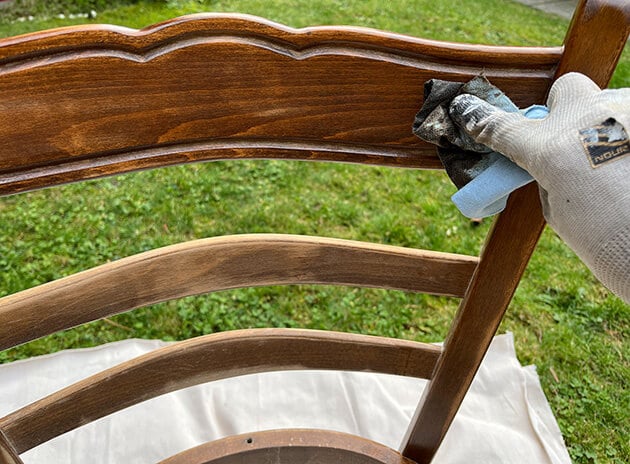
[0, 333, 571, 463]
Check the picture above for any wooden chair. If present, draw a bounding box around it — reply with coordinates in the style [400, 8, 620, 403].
[0, 0, 628, 462]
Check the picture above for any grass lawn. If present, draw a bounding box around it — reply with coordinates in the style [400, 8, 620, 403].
[0, 1, 628, 462]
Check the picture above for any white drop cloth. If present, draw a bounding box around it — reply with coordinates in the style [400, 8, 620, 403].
[0, 333, 570, 463]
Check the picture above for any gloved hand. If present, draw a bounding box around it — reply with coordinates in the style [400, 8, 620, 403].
[449, 72, 630, 304]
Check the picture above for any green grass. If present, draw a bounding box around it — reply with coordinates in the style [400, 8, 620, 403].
[0, 1, 628, 462]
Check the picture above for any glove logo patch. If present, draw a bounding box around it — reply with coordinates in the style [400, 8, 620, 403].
[579, 118, 630, 168]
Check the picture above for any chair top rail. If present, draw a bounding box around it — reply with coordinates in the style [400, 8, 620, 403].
[0, 13, 563, 67]
[0, 14, 562, 196]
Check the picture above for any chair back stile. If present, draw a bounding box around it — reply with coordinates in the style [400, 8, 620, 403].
[401, 2, 630, 460]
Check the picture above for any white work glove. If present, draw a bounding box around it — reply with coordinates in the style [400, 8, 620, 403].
[450, 73, 630, 304]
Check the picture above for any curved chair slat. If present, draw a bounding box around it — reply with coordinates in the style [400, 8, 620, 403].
[0, 328, 441, 454]
[0, 234, 478, 350]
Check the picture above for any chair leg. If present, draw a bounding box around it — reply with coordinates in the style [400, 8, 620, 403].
[400, 183, 546, 462]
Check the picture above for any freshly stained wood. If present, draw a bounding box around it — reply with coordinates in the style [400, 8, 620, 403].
[400, 0, 630, 460]
[558, 0, 630, 88]
[0, 329, 441, 454]
[159, 429, 416, 464]
[0, 234, 478, 350]
[402, 183, 546, 461]
[0, 14, 562, 195]
[0, 2, 628, 463]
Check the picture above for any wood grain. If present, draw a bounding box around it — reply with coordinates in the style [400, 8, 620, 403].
[0, 14, 562, 195]
[158, 429, 415, 464]
[401, 1, 630, 461]
[0, 234, 478, 351]
[0, 328, 441, 454]
[401, 183, 546, 462]
[1, 1, 628, 462]
[557, 0, 630, 87]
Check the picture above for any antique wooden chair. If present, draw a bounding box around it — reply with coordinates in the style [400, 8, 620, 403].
[0, 0, 628, 462]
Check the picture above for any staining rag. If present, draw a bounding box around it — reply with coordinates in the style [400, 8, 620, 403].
[413, 75, 548, 218]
